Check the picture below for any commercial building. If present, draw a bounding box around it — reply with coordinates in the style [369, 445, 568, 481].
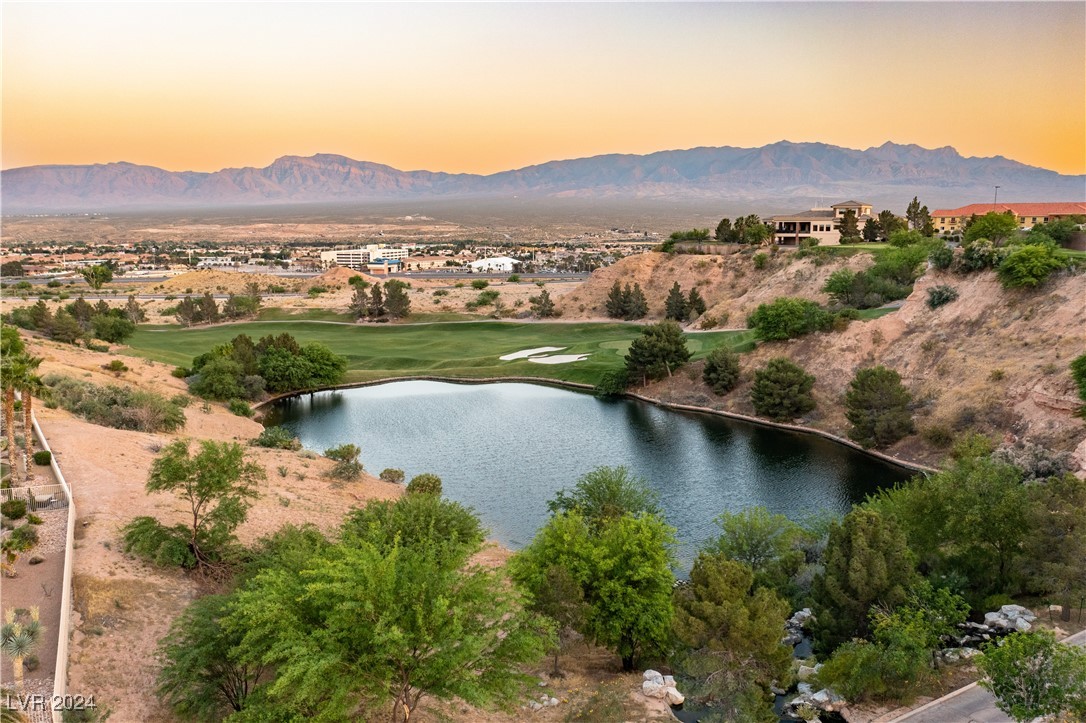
[319, 245, 409, 270]
[929, 203, 1086, 234]
[768, 201, 873, 246]
[468, 256, 519, 273]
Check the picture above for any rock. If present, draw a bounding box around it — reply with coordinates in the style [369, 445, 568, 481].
[959, 648, 980, 659]
[984, 612, 1004, 626]
[1049, 604, 1064, 615]
[999, 604, 1036, 622]
[797, 665, 818, 681]
[643, 669, 664, 684]
[642, 680, 667, 699]
[528, 701, 542, 711]
[662, 675, 676, 687]
[798, 682, 813, 696]
[664, 687, 685, 706]
[770, 685, 786, 696]
[1014, 617, 1032, 632]
[540, 695, 550, 703]
[546, 697, 559, 707]
[538, 680, 547, 687]
[28, 556, 44, 565]
[812, 690, 831, 705]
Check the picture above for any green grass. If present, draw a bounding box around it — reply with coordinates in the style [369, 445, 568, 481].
[855, 306, 900, 320]
[256, 308, 355, 322]
[1056, 247, 1086, 260]
[126, 321, 758, 386]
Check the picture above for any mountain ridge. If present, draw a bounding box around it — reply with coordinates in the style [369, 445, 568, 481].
[3, 141, 1083, 212]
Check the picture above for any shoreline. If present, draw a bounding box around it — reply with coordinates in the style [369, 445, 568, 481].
[253, 375, 936, 475]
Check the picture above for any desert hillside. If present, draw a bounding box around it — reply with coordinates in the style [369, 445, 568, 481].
[640, 266, 1085, 470]
[556, 250, 873, 324]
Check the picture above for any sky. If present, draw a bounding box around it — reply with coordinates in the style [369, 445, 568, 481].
[2, 2, 1084, 175]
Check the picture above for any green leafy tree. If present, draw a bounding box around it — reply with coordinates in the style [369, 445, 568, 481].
[511, 511, 675, 672]
[0, 260, 25, 277]
[888, 229, 925, 248]
[746, 297, 832, 341]
[190, 357, 246, 400]
[997, 243, 1065, 289]
[715, 218, 733, 242]
[964, 211, 1019, 244]
[978, 631, 1086, 722]
[80, 264, 113, 290]
[530, 566, 587, 676]
[812, 507, 917, 654]
[547, 465, 660, 528]
[227, 530, 548, 722]
[624, 320, 691, 384]
[91, 314, 136, 343]
[341, 493, 484, 569]
[702, 346, 740, 395]
[709, 507, 804, 596]
[750, 357, 816, 421]
[124, 440, 264, 569]
[844, 366, 914, 448]
[529, 288, 556, 318]
[823, 269, 858, 306]
[1023, 474, 1086, 619]
[383, 280, 411, 318]
[838, 209, 861, 243]
[672, 553, 791, 708]
[664, 282, 689, 321]
[157, 594, 265, 719]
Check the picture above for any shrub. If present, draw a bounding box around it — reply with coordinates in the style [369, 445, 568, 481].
[9, 524, 39, 549]
[171, 393, 192, 408]
[42, 375, 186, 433]
[929, 244, 954, 270]
[32, 451, 52, 466]
[845, 366, 914, 448]
[746, 297, 832, 341]
[92, 314, 136, 343]
[997, 244, 1066, 289]
[507, 274, 521, 282]
[379, 468, 406, 484]
[1, 499, 28, 520]
[959, 238, 1002, 272]
[171, 366, 191, 379]
[752, 252, 768, 270]
[26, 513, 43, 525]
[228, 399, 253, 417]
[104, 359, 129, 374]
[251, 426, 301, 451]
[85, 341, 111, 354]
[471, 279, 489, 290]
[920, 424, 953, 448]
[750, 358, 816, 421]
[926, 285, 959, 309]
[407, 473, 442, 496]
[702, 347, 741, 395]
[121, 516, 197, 568]
[594, 368, 630, 397]
[324, 443, 363, 481]
[1071, 355, 1086, 403]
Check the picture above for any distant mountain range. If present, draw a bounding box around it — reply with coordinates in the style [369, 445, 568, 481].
[3, 141, 1083, 212]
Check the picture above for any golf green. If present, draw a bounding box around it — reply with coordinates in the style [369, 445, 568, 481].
[125, 321, 757, 386]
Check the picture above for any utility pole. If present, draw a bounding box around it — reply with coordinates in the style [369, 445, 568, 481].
[993, 186, 1001, 205]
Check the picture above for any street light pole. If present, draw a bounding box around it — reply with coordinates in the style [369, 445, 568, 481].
[994, 186, 1001, 205]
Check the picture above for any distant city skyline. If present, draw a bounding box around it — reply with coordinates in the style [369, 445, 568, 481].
[3, 2, 1084, 175]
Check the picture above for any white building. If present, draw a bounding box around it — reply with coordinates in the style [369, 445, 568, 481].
[767, 201, 873, 246]
[319, 245, 409, 270]
[468, 256, 519, 273]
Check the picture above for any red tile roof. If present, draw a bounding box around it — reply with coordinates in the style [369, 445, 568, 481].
[931, 203, 1086, 218]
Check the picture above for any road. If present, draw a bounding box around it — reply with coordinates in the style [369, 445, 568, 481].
[889, 629, 1086, 723]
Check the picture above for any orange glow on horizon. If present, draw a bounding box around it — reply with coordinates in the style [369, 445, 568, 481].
[3, 2, 1084, 176]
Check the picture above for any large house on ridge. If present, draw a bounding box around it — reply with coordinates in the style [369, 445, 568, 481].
[767, 200, 873, 246]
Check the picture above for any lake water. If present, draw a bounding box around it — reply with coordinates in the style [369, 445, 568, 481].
[265, 381, 914, 566]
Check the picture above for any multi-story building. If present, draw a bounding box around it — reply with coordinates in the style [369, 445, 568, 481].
[318, 245, 409, 269]
[930, 203, 1086, 234]
[768, 201, 873, 246]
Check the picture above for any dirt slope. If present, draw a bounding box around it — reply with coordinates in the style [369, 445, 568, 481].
[556, 250, 873, 324]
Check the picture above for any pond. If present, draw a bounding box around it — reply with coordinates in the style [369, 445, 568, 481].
[265, 381, 914, 567]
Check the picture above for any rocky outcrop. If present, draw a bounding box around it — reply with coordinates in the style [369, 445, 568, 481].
[641, 669, 684, 706]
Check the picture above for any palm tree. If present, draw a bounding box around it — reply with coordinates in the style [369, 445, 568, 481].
[1, 607, 42, 691]
[1, 686, 30, 723]
[0, 355, 28, 483]
[17, 357, 44, 480]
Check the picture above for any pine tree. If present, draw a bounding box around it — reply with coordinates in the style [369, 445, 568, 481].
[383, 280, 411, 318]
[687, 288, 706, 319]
[197, 292, 220, 324]
[624, 321, 691, 384]
[906, 196, 923, 232]
[349, 283, 369, 319]
[624, 283, 648, 320]
[878, 210, 905, 239]
[844, 366, 914, 448]
[750, 357, 816, 421]
[175, 296, 197, 326]
[715, 218, 733, 242]
[862, 217, 882, 243]
[369, 283, 385, 317]
[125, 294, 147, 323]
[664, 282, 688, 321]
[606, 282, 625, 318]
[920, 206, 935, 237]
[703, 346, 740, 394]
[530, 288, 556, 318]
[838, 210, 861, 243]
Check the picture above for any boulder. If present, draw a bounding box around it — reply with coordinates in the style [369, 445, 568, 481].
[999, 604, 1036, 622]
[1014, 617, 1032, 632]
[797, 665, 818, 681]
[662, 675, 676, 687]
[642, 680, 667, 699]
[546, 697, 559, 707]
[798, 682, 814, 696]
[984, 611, 1004, 627]
[664, 687, 685, 706]
[643, 669, 664, 684]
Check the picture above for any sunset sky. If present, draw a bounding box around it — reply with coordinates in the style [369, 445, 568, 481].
[3, 2, 1084, 175]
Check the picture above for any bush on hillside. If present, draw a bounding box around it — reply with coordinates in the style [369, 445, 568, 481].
[407, 473, 443, 496]
[379, 468, 405, 484]
[703, 347, 741, 395]
[926, 285, 959, 309]
[747, 298, 833, 341]
[997, 244, 1065, 289]
[32, 451, 52, 466]
[844, 366, 914, 448]
[251, 426, 301, 451]
[928, 244, 954, 270]
[43, 375, 186, 433]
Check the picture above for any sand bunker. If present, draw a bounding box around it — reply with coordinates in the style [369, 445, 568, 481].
[527, 354, 589, 364]
[499, 347, 566, 361]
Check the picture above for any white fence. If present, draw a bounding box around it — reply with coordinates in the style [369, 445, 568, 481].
[29, 414, 76, 723]
[1, 484, 70, 513]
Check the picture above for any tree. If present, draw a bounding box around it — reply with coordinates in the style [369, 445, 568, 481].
[623, 283, 648, 320]
[672, 553, 791, 706]
[510, 511, 676, 671]
[978, 631, 1086, 722]
[529, 288, 556, 318]
[197, 292, 220, 324]
[964, 211, 1019, 244]
[80, 264, 113, 290]
[547, 466, 660, 528]
[350, 283, 370, 319]
[125, 440, 264, 569]
[746, 297, 832, 341]
[687, 288, 706, 319]
[664, 282, 689, 321]
[67, 296, 93, 328]
[324, 443, 362, 481]
[383, 280, 411, 318]
[838, 209, 861, 243]
[997, 243, 1065, 289]
[369, 283, 386, 317]
[822, 269, 858, 306]
[877, 210, 905, 239]
[703, 346, 740, 395]
[605, 282, 625, 318]
[750, 357, 816, 421]
[844, 366, 914, 448]
[47, 310, 83, 344]
[189, 357, 246, 400]
[709, 507, 804, 595]
[406, 473, 442, 496]
[529, 566, 587, 676]
[862, 216, 882, 243]
[715, 218, 733, 242]
[125, 295, 147, 323]
[157, 594, 265, 719]
[1, 607, 42, 691]
[624, 320, 691, 384]
[92, 314, 136, 343]
[812, 507, 917, 653]
[227, 530, 548, 722]
[0, 260, 25, 277]
[17, 357, 45, 480]
[342, 493, 483, 568]
[175, 296, 198, 326]
[0, 334, 28, 481]
[906, 197, 934, 236]
[1023, 474, 1086, 618]
[1073, 353, 1086, 405]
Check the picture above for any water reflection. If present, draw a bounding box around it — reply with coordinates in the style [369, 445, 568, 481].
[268, 381, 914, 568]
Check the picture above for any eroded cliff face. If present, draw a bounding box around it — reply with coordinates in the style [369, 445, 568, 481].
[593, 252, 1084, 470]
